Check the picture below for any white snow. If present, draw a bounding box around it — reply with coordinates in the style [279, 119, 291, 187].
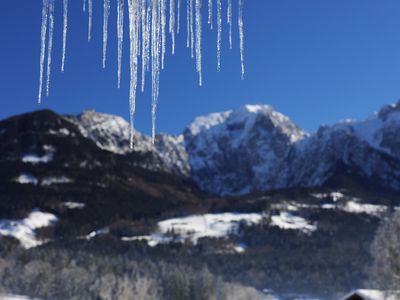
[270, 212, 317, 234]
[312, 191, 344, 202]
[41, 176, 72, 186]
[85, 227, 109, 240]
[122, 211, 317, 248]
[0, 210, 58, 249]
[123, 213, 265, 247]
[341, 201, 387, 216]
[48, 128, 70, 136]
[14, 174, 39, 185]
[22, 145, 55, 164]
[63, 201, 86, 209]
[339, 289, 400, 300]
[157, 213, 264, 243]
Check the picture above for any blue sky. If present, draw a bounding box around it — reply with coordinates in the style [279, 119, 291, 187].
[1, 0, 400, 135]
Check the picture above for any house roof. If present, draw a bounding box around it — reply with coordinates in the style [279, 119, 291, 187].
[339, 289, 400, 300]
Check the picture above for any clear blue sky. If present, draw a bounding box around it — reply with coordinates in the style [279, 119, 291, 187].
[1, 0, 400, 135]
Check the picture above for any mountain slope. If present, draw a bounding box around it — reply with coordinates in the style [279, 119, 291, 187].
[184, 105, 307, 195]
[0, 110, 203, 237]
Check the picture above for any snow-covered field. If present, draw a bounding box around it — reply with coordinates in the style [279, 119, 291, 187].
[122, 211, 318, 248]
[0, 210, 58, 248]
[122, 213, 265, 247]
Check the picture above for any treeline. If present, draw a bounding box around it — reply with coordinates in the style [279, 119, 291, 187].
[0, 238, 263, 300]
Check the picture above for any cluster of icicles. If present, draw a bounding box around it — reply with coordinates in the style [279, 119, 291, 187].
[38, 0, 245, 146]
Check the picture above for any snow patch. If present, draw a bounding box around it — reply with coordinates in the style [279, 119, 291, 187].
[13, 174, 38, 185]
[123, 213, 265, 247]
[0, 210, 58, 249]
[270, 212, 316, 234]
[22, 145, 55, 164]
[341, 201, 387, 216]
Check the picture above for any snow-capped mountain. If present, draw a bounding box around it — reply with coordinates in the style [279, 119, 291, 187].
[2, 101, 400, 196]
[66, 110, 190, 176]
[184, 105, 307, 195]
[269, 102, 400, 191]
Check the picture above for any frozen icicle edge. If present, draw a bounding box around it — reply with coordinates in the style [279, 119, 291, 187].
[37, 0, 247, 145]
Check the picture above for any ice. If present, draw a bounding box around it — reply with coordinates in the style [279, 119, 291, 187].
[195, 0, 202, 85]
[151, 0, 161, 143]
[61, 0, 68, 72]
[177, 0, 181, 33]
[169, 0, 176, 54]
[208, 0, 213, 29]
[37, 0, 49, 104]
[117, 0, 124, 88]
[227, 0, 232, 49]
[216, 0, 221, 70]
[88, 0, 93, 41]
[238, 0, 245, 79]
[103, 0, 111, 68]
[128, 0, 140, 148]
[189, 0, 194, 58]
[45, 0, 54, 97]
[37, 0, 247, 141]
[161, 0, 167, 68]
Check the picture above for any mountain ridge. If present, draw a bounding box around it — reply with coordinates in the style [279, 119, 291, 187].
[2, 101, 400, 196]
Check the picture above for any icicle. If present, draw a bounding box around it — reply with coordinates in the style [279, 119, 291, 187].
[227, 0, 232, 49]
[161, 0, 167, 69]
[128, 0, 140, 149]
[141, 3, 151, 92]
[88, 0, 93, 42]
[61, 0, 68, 73]
[46, 0, 55, 97]
[177, 0, 181, 33]
[102, 0, 111, 68]
[169, 0, 176, 55]
[238, 0, 245, 79]
[151, 0, 161, 143]
[83, 0, 86, 12]
[189, 0, 194, 58]
[186, 0, 190, 48]
[117, 0, 124, 88]
[208, 0, 213, 30]
[38, 0, 49, 104]
[195, 0, 202, 85]
[217, 0, 222, 71]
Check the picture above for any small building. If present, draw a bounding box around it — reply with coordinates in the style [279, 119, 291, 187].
[340, 289, 400, 300]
